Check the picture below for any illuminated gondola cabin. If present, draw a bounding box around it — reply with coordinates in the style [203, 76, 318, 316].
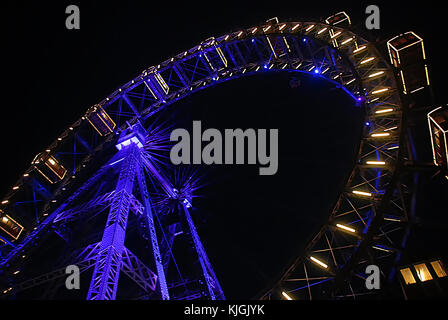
[264, 18, 289, 59]
[86, 104, 116, 136]
[31, 153, 67, 184]
[387, 32, 430, 94]
[0, 210, 24, 241]
[428, 107, 448, 170]
[325, 11, 351, 26]
[399, 259, 448, 298]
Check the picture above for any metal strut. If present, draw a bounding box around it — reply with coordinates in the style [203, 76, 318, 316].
[181, 204, 225, 300]
[142, 156, 225, 300]
[87, 143, 139, 300]
[135, 156, 170, 300]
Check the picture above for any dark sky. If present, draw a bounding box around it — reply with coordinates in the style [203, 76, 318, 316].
[1, 1, 447, 299]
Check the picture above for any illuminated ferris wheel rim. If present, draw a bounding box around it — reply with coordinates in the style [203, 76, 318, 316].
[1, 14, 407, 298]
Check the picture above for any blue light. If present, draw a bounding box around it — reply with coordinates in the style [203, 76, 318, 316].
[263, 64, 268, 69]
[314, 68, 320, 74]
[302, 38, 307, 42]
[251, 39, 255, 43]
[365, 121, 370, 126]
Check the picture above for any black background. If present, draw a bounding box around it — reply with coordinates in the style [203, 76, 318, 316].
[1, 0, 447, 300]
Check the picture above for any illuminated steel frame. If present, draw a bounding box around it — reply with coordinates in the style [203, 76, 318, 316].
[428, 106, 448, 167]
[0, 14, 423, 300]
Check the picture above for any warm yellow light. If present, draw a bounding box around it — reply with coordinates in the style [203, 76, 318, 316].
[346, 78, 356, 85]
[317, 27, 327, 34]
[48, 159, 56, 165]
[12, 186, 19, 191]
[414, 263, 433, 282]
[366, 161, 386, 165]
[1, 200, 9, 205]
[372, 245, 393, 252]
[336, 223, 356, 233]
[251, 27, 258, 34]
[371, 88, 389, 95]
[371, 132, 390, 138]
[237, 31, 243, 37]
[310, 256, 328, 269]
[352, 190, 372, 197]
[425, 65, 430, 85]
[279, 24, 286, 30]
[341, 38, 353, 45]
[291, 24, 300, 31]
[331, 31, 342, 39]
[13, 270, 19, 275]
[353, 45, 366, 53]
[400, 268, 417, 285]
[369, 71, 385, 78]
[431, 260, 447, 278]
[360, 57, 375, 65]
[305, 25, 315, 32]
[375, 108, 394, 114]
[282, 291, 293, 300]
[410, 87, 425, 94]
[23, 173, 29, 177]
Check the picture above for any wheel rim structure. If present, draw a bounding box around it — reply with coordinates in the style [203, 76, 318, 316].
[0, 14, 415, 300]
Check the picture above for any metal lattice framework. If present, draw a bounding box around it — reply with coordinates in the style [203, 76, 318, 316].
[0, 14, 420, 300]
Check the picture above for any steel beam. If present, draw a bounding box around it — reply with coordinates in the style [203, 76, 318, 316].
[181, 204, 225, 300]
[135, 155, 170, 300]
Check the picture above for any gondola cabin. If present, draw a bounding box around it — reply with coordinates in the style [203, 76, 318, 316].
[0, 210, 24, 241]
[387, 32, 430, 94]
[86, 105, 116, 136]
[31, 153, 67, 184]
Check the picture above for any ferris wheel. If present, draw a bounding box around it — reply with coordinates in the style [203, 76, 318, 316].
[0, 11, 436, 300]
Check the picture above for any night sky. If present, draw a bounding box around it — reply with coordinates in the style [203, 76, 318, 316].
[2, 1, 447, 299]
